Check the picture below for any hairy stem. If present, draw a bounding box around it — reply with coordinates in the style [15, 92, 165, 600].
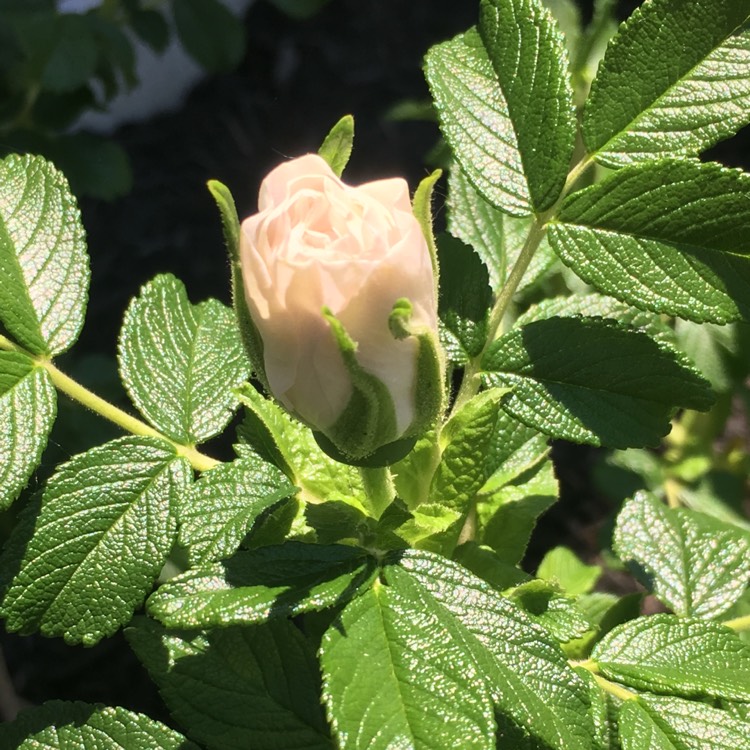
[0, 334, 219, 472]
[723, 613, 750, 632]
[570, 658, 637, 702]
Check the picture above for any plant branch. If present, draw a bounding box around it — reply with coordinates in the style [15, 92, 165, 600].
[0, 334, 220, 472]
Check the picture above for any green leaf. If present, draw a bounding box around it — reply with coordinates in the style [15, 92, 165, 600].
[40, 14, 98, 92]
[178, 452, 297, 566]
[0, 352, 56, 510]
[320, 574, 497, 750]
[619, 695, 750, 750]
[583, 0, 750, 166]
[0, 154, 89, 356]
[131, 9, 170, 53]
[173, 0, 244, 72]
[509, 579, 593, 643]
[147, 542, 377, 629]
[446, 166, 556, 291]
[0, 700, 199, 750]
[549, 159, 750, 324]
[483, 316, 713, 447]
[426, 0, 575, 217]
[127, 617, 331, 750]
[477, 456, 558, 565]
[479, 0, 576, 211]
[237, 384, 367, 513]
[593, 614, 750, 702]
[537, 546, 602, 596]
[396, 390, 507, 550]
[0, 437, 189, 645]
[437, 233, 491, 365]
[318, 114, 354, 177]
[394, 551, 593, 750]
[119, 274, 249, 445]
[614, 492, 750, 619]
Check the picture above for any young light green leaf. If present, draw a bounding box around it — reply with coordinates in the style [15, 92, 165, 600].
[320, 573, 497, 750]
[549, 159, 750, 324]
[0, 437, 189, 645]
[396, 550, 593, 750]
[147, 542, 377, 629]
[619, 695, 750, 750]
[397, 389, 507, 550]
[583, 0, 750, 166]
[318, 114, 354, 177]
[537, 546, 602, 596]
[0, 352, 56, 510]
[478, 456, 558, 565]
[479, 0, 576, 211]
[482, 316, 713, 447]
[127, 617, 331, 750]
[445, 147, 557, 291]
[237, 384, 367, 513]
[119, 274, 249, 445]
[178, 452, 297, 566]
[614, 492, 750, 619]
[0, 154, 89, 355]
[593, 614, 750, 702]
[0, 701, 199, 750]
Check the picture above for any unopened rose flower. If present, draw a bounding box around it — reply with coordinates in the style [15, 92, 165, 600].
[238, 153, 443, 461]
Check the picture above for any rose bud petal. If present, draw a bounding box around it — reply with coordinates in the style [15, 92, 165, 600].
[239, 153, 444, 462]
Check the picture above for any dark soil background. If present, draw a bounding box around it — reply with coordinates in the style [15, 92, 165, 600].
[2, 0, 749, 730]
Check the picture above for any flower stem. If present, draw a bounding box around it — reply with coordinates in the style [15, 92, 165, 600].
[359, 466, 395, 519]
[0, 334, 219, 472]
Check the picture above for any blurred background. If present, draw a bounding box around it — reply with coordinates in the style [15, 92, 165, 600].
[0, 0, 748, 725]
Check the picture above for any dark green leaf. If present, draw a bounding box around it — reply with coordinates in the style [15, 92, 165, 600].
[593, 614, 750, 702]
[173, 0, 244, 72]
[1, 437, 189, 645]
[583, 0, 750, 166]
[147, 542, 377, 629]
[614, 492, 750, 619]
[127, 617, 331, 750]
[0, 351, 56, 510]
[131, 9, 170, 53]
[0, 700, 198, 749]
[549, 159, 750, 324]
[483, 316, 713, 447]
[178, 453, 297, 566]
[119, 274, 249, 445]
[0, 154, 89, 355]
[437, 233, 491, 364]
[40, 15, 98, 92]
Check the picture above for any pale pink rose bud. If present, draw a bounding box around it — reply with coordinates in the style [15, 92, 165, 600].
[239, 153, 443, 461]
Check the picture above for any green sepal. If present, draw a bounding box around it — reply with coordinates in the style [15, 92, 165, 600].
[412, 168, 442, 285]
[320, 307, 400, 461]
[207, 178, 269, 392]
[318, 114, 354, 177]
[389, 298, 445, 439]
